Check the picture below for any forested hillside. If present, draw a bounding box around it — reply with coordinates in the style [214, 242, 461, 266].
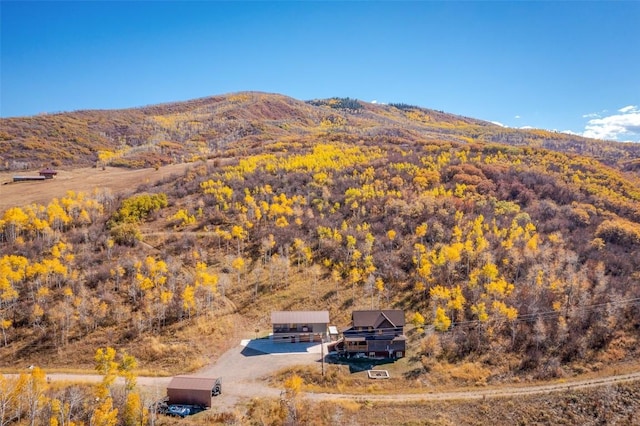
[2, 92, 639, 386]
[2, 92, 640, 172]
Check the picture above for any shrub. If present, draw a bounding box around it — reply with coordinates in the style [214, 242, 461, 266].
[595, 218, 640, 246]
[110, 193, 168, 224]
[109, 223, 141, 246]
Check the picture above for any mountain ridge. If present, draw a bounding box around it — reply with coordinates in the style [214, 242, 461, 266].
[2, 91, 639, 173]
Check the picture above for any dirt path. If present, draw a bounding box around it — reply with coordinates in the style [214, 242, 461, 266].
[29, 342, 640, 410]
[306, 371, 640, 402]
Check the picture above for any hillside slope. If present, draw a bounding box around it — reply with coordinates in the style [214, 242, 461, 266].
[2, 92, 639, 172]
[2, 130, 640, 381]
[1, 92, 640, 388]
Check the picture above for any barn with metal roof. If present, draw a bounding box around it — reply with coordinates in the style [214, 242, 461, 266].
[166, 375, 221, 408]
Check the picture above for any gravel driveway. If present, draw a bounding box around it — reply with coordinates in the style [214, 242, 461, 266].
[195, 339, 326, 410]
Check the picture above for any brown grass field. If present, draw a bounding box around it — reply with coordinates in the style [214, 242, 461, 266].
[0, 163, 196, 212]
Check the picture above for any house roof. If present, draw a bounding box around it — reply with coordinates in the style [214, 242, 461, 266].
[351, 310, 405, 328]
[271, 311, 330, 324]
[168, 375, 219, 391]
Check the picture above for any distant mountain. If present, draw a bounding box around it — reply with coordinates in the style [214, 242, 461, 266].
[2, 91, 639, 172]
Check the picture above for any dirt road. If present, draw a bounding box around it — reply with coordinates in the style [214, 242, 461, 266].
[33, 340, 640, 410]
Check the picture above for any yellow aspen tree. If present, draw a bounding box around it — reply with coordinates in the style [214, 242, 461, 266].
[0, 373, 24, 423]
[275, 216, 289, 227]
[429, 285, 451, 302]
[91, 398, 118, 426]
[118, 351, 137, 392]
[171, 209, 196, 228]
[485, 278, 514, 298]
[492, 300, 518, 321]
[447, 285, 466, 319]
[348, 267, 362, 300]
[1, 207, 29, 241]
[122, 392, 146, 426]
[94, 347, 118, 399]
[46, 200, 71, 232]
[23, 366, 49, 425]
[411, 312, 425, 328]
[31, 304, 44, 329]
[471, 302, 489, 322]
[433, 307, 452, 331]
[415, 223, 428, 241]
[49, 399, 61, 426]
[231, 225, 247, 255]
[1, 255, 27, 298]
[78, 209, 92, 226]
[0, 318, 11, 346]
[375, 277, 385, 305]
[387, 229, 397, 242]
[194, 261, 218, 311]
[452, 225, 463, 243]
[182, 285, 196, 318]
[231, 256, 245, 284]
[443, 243, 463, 263]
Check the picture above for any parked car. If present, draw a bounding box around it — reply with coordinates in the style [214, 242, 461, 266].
[167, 405, 191, 418]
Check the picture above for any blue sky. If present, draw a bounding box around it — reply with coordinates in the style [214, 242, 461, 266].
[2, 1, 639, 142]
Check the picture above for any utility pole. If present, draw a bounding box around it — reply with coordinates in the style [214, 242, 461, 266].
[321, 333, 325, 377]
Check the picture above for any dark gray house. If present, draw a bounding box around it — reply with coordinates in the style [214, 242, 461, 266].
[271, 311, 330, 343]
[340, 310, 406, 358]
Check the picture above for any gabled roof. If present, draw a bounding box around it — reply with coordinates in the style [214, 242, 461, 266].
[271, 311, 330, 324]
[351, 310, 405, 328]
[168, 375, 219, 391]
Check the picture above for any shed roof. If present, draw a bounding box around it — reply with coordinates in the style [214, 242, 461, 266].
[168, 375, 219, 391]
[271, 311, 330, 324]
[352, 310, 405, 328]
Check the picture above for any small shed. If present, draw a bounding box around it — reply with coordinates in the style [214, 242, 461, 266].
[13, 176, 46, 182]
[166, 376, 221, 408]
[39, 168, 58, 179]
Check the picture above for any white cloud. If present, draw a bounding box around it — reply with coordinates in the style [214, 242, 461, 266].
[618, 105, 638, 114]
[561, 130, 581, 136]
[371, 100, 378, 104]
[514, 115, 521, 119]
[582, 112, 600, 119]
[490, 121, 506, 127]
[520, 126, 534, 130]
[582, 106, 640, 141]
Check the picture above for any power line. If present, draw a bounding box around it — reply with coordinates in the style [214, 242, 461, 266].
[448, 297, 640, 329]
